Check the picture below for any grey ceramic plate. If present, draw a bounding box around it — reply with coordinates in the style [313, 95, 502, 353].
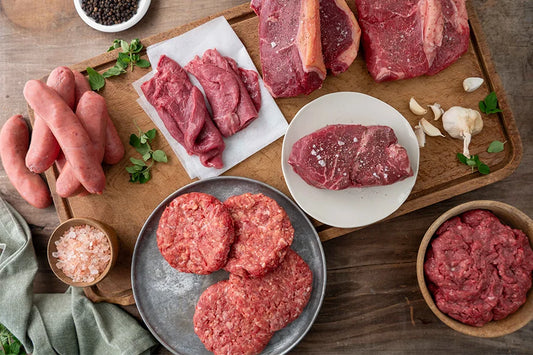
[131, 176, 327, 355]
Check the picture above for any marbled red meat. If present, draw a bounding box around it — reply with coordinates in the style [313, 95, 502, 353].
[424, 210, 533, 327]
[223, 193, 294, 278]
[194, 280, 273, 355]
[185, 49, 260, 137]
[228, 249, 313, 332]
[288, 124, 413, 190]
[156, 192, 234, 274]
[141, 55, 225, 168]
[251, 0, 326, 97]
[319, 0, 361, 75]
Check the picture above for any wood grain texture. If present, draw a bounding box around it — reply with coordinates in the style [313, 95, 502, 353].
[0, 0, 532, 354]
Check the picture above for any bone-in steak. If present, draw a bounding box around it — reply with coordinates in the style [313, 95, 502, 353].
[288, 124, 413, 190]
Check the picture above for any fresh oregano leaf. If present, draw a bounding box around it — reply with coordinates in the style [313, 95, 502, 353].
[152, 150, 168, 163]
[130, 157, 146, 166]
[478, 163, 490, 175]
[457, 153, 468, 165]
[86, 67, 105, 91]
[487, 140, 505, 153]
[479, 91, 503, 114]
[142, 152, 152, 161]
[145, 129, 157, 140]
[136, 59, 151, 68]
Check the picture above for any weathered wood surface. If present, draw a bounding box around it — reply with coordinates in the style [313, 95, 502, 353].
[0, 0, 532, 353]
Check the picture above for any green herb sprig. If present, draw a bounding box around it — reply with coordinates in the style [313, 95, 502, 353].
[126, 125, 168, 184]
[479, 91, 502, 114]
[457, 153, 490, 175]
[87, 38, 150, 91]
[1, 323, 25, 355]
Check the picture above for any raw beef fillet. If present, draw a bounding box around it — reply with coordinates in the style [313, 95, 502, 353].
[288, 124, 413, 190]
[223, 193, 294, 278]
[354, 0, 444, 82]
[319, 0, 361, 75]
[251, 0, 326, 97]
[228, 249, 313, 332]
[185, 49, 261, 137]
[156, 192, 234, 274]
[141, 55, 225, 168]
[427, 0, 469, 75]
[194, 281, 273, 355]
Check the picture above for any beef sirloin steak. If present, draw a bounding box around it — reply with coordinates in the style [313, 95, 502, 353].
[288, 124, 413, 190]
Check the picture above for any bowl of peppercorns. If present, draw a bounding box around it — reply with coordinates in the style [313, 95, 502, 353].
[74, 0, 151, 33]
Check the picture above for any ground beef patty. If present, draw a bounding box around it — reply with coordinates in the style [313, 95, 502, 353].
[424, 209, 533, 327]
[157, 192, 234, 274]
[228, 248, 313, 332]
[194, 280, 273, 355]
[223, 193, 294, 277]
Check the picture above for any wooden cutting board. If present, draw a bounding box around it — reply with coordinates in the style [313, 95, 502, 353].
[34, 2, 521, 305]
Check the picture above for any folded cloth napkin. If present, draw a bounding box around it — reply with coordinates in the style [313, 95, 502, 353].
[0, 198, 157, 355]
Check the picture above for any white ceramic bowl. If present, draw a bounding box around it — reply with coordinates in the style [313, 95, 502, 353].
[73, 0, 151, 33]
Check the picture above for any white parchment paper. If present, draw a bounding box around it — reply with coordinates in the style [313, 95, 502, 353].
[133, 16, 288, 180]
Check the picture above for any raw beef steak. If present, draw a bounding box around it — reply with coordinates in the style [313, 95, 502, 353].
[251, 0, 326, 97]
[228, 249, 313, 332]
[141, 55, 225, 168]
[288, 124, 413, 190]
[223, 193, 294, 278]
[185, 49, 260, 137]
[194, 281, 273, 355]
[427, 0, 469, 75]
[319, 0, 361, 75]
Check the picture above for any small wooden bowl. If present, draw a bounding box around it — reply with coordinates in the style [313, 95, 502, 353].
[47, 217, 119, 288]
[417, 200, 533, 337]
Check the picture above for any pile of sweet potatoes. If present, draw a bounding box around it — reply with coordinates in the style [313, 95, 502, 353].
[0, 67, 124, 208]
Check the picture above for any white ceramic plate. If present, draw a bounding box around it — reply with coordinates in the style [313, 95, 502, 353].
[281, 92, 419, 228]
[73, 0, 151, 33]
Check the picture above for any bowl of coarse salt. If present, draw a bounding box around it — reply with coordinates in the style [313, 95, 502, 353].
[47, 218, 119, 287]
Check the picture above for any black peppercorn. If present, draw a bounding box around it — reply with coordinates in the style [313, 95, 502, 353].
[81, 0, 140, 26]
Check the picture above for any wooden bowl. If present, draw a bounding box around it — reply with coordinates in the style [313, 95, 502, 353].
[47, 217, 119, 287]
[417, 200, 533, 337]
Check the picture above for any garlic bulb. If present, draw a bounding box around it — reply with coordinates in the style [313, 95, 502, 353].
[442, 106, 483, 158]
[463, 77, 484, 92]
[409, 97, 427, 115]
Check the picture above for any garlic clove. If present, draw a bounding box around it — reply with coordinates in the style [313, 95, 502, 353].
[414, 124, 426, 148]
[409, 97, 427, 115]
[420, 118, 445, 137]
[428, 103, 444, 120]
[463, 77, 484, 92]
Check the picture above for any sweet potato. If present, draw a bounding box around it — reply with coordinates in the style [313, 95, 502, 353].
[73, 70, 125, 165]
[56, 91, 108, 198]
[25, 66, 76, 173]
[23, 79, 105, 194]
[0, 115, 52, 208]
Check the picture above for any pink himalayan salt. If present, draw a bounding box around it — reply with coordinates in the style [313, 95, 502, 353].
[52, 224, 111, 283]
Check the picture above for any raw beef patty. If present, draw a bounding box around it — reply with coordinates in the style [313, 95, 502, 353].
[223, 193, 294, 278]
[228, 248, 313, 332]
[156, 192, 234, 274]
[194, 280, 273, 355]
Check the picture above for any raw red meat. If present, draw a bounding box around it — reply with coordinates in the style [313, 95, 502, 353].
[228, 249, 313, 332]
[185, 49, 260, 137]
[427, 0, 469, 75]
[354, 0, 469, 81]
[319, 0, 361, 75]
[156, 192, 234, 274]
[251, 0, 326, 97]
[288, 124, 413, 190]
[194, 280, 273, 355]
[141, 55, 225, 168]
[223, 193, 294, 278]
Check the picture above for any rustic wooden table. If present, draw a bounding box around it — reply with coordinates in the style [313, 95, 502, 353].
[1, 0, 531, 353]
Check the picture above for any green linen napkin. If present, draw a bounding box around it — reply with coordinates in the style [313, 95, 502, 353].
[0, 198, 158, 355]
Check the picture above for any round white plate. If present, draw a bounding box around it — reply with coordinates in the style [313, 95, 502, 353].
[74, 0, 151, 33]
[281, 92, 419, 228]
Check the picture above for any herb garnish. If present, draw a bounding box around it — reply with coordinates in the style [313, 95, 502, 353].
[126, 125, 168, 184]
[0, 323, 25, 355]
[479, 91, 502, 114]
[487, 140, 506, 153]
[457, 153, 490, 175]
[87, 38, 150, 91]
